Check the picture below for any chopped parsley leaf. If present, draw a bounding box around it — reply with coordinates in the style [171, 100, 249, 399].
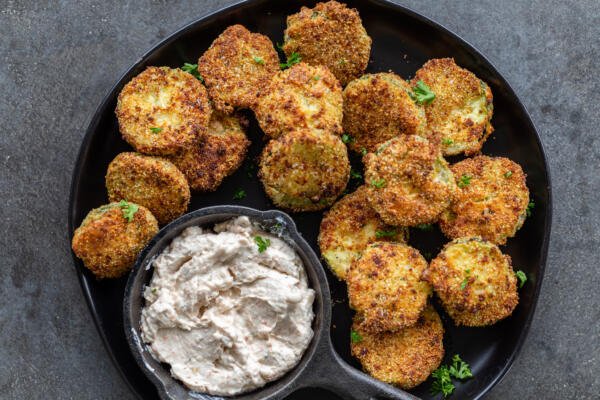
[313, 75, 321, 81]
[181, 62, 204, 82]
[449, 355, 473, 380]
[515, 270, 527, 288]
[442, 138, 454, 145]
[504, 171, 513, 178]
[526, 200, 535, 217]
[415, 223, 433, 231]
[245, 162, 258, 179]
[254, 236, 271, 253]
[233, 188, 246, 200]
[360, 147, 368, 156]
[371, 178, 386, 188]
[253, 56, 264, 65]
[341, 133, 354, 144]
[149, 127, 162, 134]
[410, 80, 435, 105]
[350, 168, 362, 180]
[460, 277, 469, 290]
[280, 52, 301, 69]
[430, 365, 455, 397]
[375, 230, 397, 239]
[118, 200, 138, 222]
[458, 174, 472, 188]
[350, 330, 363, 343]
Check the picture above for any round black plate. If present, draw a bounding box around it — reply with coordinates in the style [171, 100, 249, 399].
[68, 1, 552, 399]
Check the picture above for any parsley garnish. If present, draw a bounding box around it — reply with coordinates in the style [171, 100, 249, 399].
[458, 174, 472, 188]
[245, 162, 258, 179]
[233, 188, 246, 200]
[149, 127, 162, 134]
[375, 230, 397, 239]
[442, 138, 454, 145]
[371, 179, 386, 188]
[515, 270, 527, 288]
[360, 147, 368, 156]
[415, 223, 433, 231]
[181, 62, 204, 82]
[341, 133, 354, 144]
[526, 200, 535, 217]
[350, 330, 363, 343]
[118, 200, 138, 222]
[410, 80, 435, 105]
[313, 75, 321, 81]
[253, 56, 264, 65]
[280, 52, 301, 69]
[449, 355, 473, 380]
[254, 236, 271, 253]
[431, 366, 454, 397]
[350, 168, 362, 180]
[504, 171, 513, 178]
[460, 277, 469, 290]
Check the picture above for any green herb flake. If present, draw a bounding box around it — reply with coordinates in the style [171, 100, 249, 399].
[181, 62, 204, 82]
[526, 200, 535, 217]
[350, 330, 363, 343]
[415, 223, 433, 231]
[254, 236, 271, 253]
[430, 365, 455, 397]
[360, 147, 368, 156]
[350, 168, 363, 180]
[280, 52, 301, 69]
[149, 127, 162, 134]
[253, 56, 265, 65]
[449, 355, 473, 380]
[375, 230, 397, 239]
[245, 162, 258, 179]
[458, 174, 472, 188]
[371, 178, 386, 188]
[313, 75, 321, 81]
[515, 270, 527, 288]
[233, 188, 246, 200]
[410, 80, 436, 105]
[504, 171, 513, 178]
[442, 138, 454, 145]
[341, 133, 354, 144]
[118, 200, 139, 222]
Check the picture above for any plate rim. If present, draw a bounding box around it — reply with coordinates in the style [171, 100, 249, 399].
[67, 1, 553, 399]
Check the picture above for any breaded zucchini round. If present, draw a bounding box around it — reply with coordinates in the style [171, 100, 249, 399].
[254, 62, 343, 138]
[439, 156, 529, 245]
[282, 0, 371, 86]
[424, 237, 519, 327]
[71, 202, 158, 279]
[351, 305, 444, 389]
[347, 242, 432, 332]
[198, 24, 279, 113]
[412, 58, 494, 156]
[116, 66, 210, 155]
[364, 135, 457, 226]
[258, 129, 349, 211]
[106, 152, 190, 225]
[318, 186, 408, 280]
[168, 111, 250, 192]
[343, 73, 427, 153]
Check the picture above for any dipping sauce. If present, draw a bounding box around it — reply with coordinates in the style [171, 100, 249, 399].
[140, 216, 315, 396]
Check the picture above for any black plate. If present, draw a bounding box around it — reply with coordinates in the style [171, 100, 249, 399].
[68, 1, 552, 399]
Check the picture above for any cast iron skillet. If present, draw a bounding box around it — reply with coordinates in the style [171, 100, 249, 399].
[124, 206, 419, 400]
[68, 0, 552, 399]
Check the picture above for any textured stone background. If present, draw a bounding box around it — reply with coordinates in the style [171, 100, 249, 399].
[1, 0, 598, 399]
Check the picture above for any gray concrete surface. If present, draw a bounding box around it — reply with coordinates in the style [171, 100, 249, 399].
[1, 0, 598, 399]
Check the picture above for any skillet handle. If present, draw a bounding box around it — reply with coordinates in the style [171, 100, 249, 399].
[296, 338, 420, 400]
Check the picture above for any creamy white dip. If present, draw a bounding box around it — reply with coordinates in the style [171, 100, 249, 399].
[140, 216, 315, 396]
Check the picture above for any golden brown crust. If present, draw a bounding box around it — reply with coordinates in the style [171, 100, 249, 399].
[254, 62, 343, 138]
[282, 0, 371, 86]
[364, 135, 457, 226]
[439, 156, 529, 245]
[168, 112, 250, 192]
[318, 186, 409, 280]
[347, 242, 432, 333]
[105, 152, 190, 225]
[116, 66, 210, 155]
[424, 237, 519, 327]
[343, 73, 427, 153]
[198, 24, 279, 113]
[71, 203, 158, 279]
[412, 58, 494, 156]
[258, 129, 349, 211]
[351, 305, 444, 389]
